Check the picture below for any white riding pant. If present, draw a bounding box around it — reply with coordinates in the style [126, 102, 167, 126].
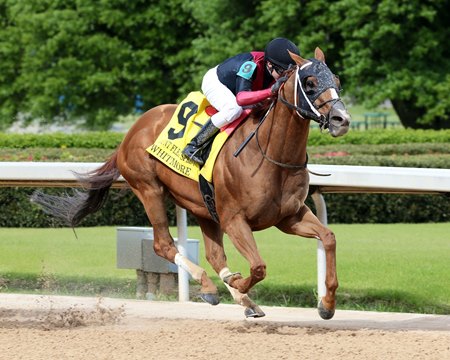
[202, 66, 243, 128]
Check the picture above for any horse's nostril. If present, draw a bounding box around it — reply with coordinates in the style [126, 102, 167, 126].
[330, 114, 350, 127]
[331, 116, 345, 124]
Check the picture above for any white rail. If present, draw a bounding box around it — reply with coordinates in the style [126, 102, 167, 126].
[0, 162, 125, 188]
[1, 162, 449, 300]
[1, 161, 449, 194]
[308, 164, 450, 194]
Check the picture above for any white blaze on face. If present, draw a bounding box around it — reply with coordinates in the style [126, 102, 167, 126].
[329, 88, 339, 100]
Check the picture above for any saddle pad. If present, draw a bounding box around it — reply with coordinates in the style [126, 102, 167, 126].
[146, 91, 249, 182]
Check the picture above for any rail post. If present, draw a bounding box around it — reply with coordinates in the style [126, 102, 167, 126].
[311, 190, 327, 298]
[176, 206, 190, 302]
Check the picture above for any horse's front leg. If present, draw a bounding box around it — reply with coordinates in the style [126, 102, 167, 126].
[277, 205, 338, 320]
[222, 216, 267, 294]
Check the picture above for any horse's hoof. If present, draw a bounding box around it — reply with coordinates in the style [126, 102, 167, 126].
[318, 299, 335, 320]
[200, 292, 220, 306]
[244, 306, 265, 318]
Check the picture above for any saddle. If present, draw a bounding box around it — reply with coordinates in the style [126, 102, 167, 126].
[146, 92, 251, 222]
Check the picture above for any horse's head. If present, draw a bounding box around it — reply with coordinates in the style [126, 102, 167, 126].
[280, 48, 351, 137]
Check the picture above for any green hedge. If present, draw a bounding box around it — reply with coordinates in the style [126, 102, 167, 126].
[310, 193, 449, 224]
[0, 132, 124, 149]
[0, 188, 194, 228]
[1, 187, 448, 227]
[308, 128, 450, 145]
[2, 143, 449, 167]
[1, 128, 450, 149]
[0, 188, 141, 227]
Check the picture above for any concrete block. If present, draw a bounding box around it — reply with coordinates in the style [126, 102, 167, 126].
[116, 227, 199, 274]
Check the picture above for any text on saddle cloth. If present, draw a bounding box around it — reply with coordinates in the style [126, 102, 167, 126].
[146, 91, 250, 182]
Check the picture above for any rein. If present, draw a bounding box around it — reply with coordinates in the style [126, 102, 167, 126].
[234, 99, 308, 170]
[254, 101, 308, 169]
[255, 128, 309, 169]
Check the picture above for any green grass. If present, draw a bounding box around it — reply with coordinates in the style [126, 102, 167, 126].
[347, 103, 400, 121]
[0, 227, 137, 298]
[0, 224, 449, 314]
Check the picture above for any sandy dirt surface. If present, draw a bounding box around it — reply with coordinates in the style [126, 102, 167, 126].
[0, 294, 448, 360]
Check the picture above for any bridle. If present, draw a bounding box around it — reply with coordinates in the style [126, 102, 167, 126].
[250, 59, 343, 170]
[278, 59, 343, 131]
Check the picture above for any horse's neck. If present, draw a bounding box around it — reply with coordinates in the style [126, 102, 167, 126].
[257, 105, 310, 167]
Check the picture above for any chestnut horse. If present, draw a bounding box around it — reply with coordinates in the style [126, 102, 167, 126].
[33, 48, 350, 319]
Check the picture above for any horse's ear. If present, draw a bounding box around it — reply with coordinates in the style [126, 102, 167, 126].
[315, 47, 326, 62]
[288, 50, 308, 66]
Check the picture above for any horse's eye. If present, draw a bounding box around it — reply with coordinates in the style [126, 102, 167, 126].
[302, 78, 316, 95]
[303, 79, 315, 95]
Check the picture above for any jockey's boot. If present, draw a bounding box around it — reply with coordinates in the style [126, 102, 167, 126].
[182, 119, 219, 166]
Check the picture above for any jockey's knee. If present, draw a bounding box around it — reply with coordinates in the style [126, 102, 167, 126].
[211, 106, 243, 128]
[226, 106, 243, 121]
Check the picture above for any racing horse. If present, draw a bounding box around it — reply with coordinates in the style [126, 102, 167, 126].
[33, 48, 350, 319]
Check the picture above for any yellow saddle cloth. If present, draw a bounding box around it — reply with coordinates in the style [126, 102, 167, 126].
[146, 91, 249, 182]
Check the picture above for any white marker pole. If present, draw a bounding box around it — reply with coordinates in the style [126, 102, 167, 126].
[311, 191, 327, 298]
[176, 206, 190, 302]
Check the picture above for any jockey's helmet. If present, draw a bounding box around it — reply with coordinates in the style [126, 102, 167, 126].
[264, 38, 300, 71]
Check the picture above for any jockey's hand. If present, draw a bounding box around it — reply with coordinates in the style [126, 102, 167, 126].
[271, 75, 288, 94]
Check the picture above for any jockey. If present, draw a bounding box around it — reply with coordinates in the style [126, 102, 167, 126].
[182, 37, 300, 165]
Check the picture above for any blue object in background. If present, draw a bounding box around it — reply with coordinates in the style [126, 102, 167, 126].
[134, 95, 144, 114]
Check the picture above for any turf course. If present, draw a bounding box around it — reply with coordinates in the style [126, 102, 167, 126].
[0, 223, 448, 314]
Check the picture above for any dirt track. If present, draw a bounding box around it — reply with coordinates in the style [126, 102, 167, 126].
[0, 294, 448, 360]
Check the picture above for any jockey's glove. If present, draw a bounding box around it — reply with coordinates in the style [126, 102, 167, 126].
[271, 75, 289, 94]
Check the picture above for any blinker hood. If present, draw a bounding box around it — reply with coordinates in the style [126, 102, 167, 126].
[298, 59, 339, 103]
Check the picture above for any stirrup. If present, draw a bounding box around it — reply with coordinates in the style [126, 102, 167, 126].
[183, 145, 205, 165]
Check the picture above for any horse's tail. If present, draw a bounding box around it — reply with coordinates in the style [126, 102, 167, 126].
[31, 152, 121, 228]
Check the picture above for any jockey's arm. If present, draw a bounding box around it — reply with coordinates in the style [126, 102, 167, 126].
[234, 76, 273, 107]
[236, 88, 273, 107]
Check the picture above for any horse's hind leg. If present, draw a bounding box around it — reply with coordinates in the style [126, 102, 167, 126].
[130, 182, 219, 304]
[277, 205, 338, 320]
[196, 217, 265, 317]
